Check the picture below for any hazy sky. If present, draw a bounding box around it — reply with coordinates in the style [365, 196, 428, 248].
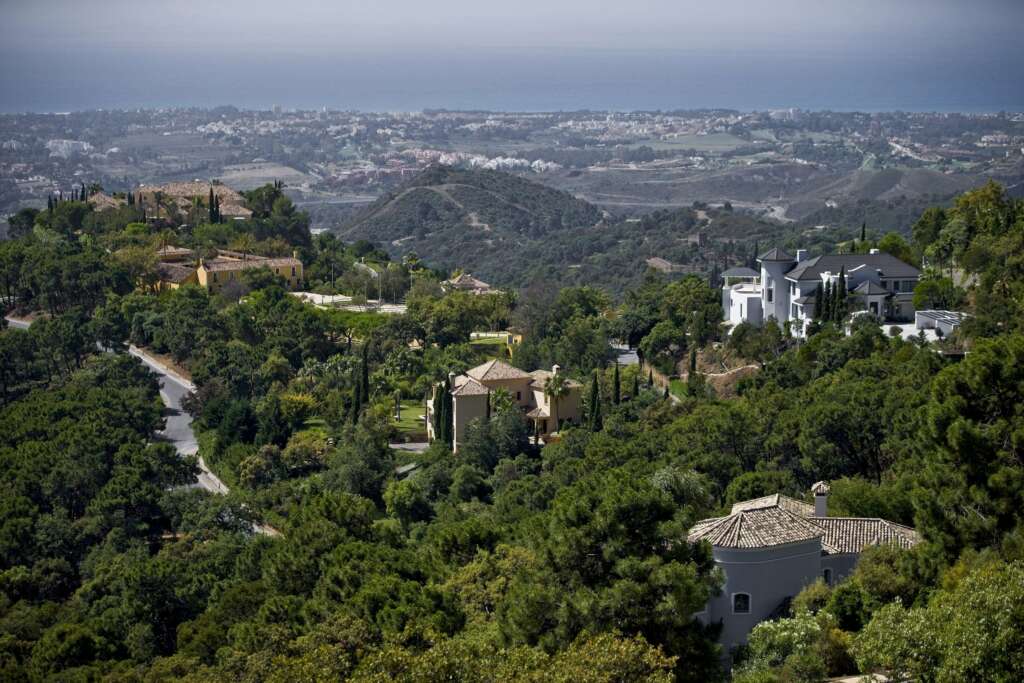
[1, 0, 1022, 112]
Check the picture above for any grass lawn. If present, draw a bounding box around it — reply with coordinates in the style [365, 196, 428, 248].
[393, 399, 428, 441]
[669, 378, 688, 400]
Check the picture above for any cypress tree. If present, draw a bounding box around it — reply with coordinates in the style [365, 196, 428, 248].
[836, 267, 847, 321]
[664, 384, 670, 399]
[485, 389, 491, 420]
[209, 188, 215, 223]
[612, 362, 620, 405]
[587, 372, 602, 432]
[361, 345, 370, 401]
[860, 222, 866, 243]
[47, 195, 53, 213]
[82, 183, 87, 201]
[351, 381, 362, 425]
[442, 387, 453, 446]
[823, 279, 833, 322]
[813, 281, 824, 321]
[432, 382, 444, 436]
[631, 373, 639, 400]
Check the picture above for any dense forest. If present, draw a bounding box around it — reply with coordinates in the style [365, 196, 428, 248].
[2, 179, 1024, 681]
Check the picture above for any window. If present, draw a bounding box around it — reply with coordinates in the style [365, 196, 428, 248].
[291, 266, 296, 277]
[791, 304, 799, 319]
[823, 569, 833, 585]
[767, 286, 774, 303]
[732, 593, 751, 614]
[516, 391, 521, 401]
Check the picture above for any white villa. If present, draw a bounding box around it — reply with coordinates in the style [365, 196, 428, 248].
[426, 360, 582, 452]
[689, 482, 920, 653]
[723, 248, 921, 336]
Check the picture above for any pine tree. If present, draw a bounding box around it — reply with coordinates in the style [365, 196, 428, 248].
[612, 363, 620, 405]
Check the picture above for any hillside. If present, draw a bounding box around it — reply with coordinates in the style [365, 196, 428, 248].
[338, 166, 802, 294]
[339, 164, 604, 252]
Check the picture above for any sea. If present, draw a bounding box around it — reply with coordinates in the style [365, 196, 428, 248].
[1, 48, 1022, 114]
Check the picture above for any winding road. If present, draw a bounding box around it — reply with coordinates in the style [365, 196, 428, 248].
[7, 315, 232, 498]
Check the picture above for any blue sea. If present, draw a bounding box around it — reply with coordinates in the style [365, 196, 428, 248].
[1, 47, 1021, 113]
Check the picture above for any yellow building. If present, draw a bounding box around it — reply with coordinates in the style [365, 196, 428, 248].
[195, 250, 304, 293]
[154, 248, 304, 293]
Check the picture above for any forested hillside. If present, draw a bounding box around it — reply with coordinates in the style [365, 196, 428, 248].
[2, 181, 1024, 681]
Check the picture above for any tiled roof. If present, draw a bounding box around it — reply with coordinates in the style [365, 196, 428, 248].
[722, 267, 759, 278]
[853, 280, 890, 296]
[810, 518, 920, 554]
[688, 505, 824, 549]
[693, 488, 921, 554]
[157, 262, 196, 284]
[451, 376, 490, 397]
[466, 359, 533, 382]
[526, 406, 550, 418]
[758, 247, 795, 262]
[201, 256, 301, 273]
[155, 245, 194, 259]
[446, 273, 492, 290]
[785, 253, 920, 282]
[528, 369, 583, 390]
[731, 494, 814, 517]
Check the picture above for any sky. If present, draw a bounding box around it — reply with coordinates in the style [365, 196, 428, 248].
[1, 0, 1022, 112]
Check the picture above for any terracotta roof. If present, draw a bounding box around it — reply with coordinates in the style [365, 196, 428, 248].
[526, 406, 550, 418]
[731, 494, 814, 517]
[451, 376, 490, 397]
[810, 518, 920, 554]
[466, 359, 533, 382]
[88, 192, 126, 212]
[694, 488, 921, 554]
[157, 262, 196, 284]
[201, 256, 301, 273]
[137, 182, 244, 203]
[155, 245, 194, 259]
[528, 369, 583, 390]
[445, 273, 492, 290]
[688, 505, 824, 549]
[219, 203, 253, 218]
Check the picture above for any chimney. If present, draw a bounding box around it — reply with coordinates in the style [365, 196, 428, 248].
[796, 249, 808, 263]
[292, 249, 300, 259]
[552, 364, 561, 376]
[811, 481, 830, 517]
[869, 248, 880, 255]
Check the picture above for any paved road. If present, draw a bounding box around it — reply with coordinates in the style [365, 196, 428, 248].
[128, 347, 230, 495]
[7, 315, 277, 534]
[611, 343, 639, 365]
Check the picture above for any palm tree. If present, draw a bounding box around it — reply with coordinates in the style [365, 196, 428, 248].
[544, 371, 570, 432]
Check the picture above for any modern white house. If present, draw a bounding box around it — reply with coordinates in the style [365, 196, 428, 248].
[688, 482, 920, 653]
[723, 248, 921, 336]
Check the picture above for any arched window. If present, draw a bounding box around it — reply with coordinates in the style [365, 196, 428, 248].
[823, 569, 833, 585]
[732, 593, 751, 614]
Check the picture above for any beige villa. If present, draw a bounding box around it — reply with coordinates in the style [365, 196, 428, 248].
[154, 247, 303, 292]
[427, 359, 582, 452]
